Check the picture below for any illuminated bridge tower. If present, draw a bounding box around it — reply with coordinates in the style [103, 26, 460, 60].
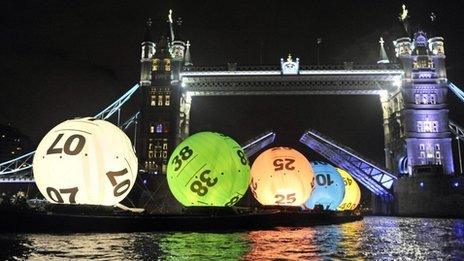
[137, 35, 175, 174]
[137, 12, 191, 175]
[383, 31, 453, 175]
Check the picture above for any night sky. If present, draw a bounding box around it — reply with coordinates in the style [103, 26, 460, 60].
[2, 1, 464, 165]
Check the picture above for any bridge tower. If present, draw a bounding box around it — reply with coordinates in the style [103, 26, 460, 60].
[137, 34, 178, 175]
[137, 11, 192, 175]
[383, 31, 454, 175]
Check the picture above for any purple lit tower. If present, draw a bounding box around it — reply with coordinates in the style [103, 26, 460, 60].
[383, 31, 454, 175]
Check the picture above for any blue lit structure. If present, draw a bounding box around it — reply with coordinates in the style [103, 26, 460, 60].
[300, 130, 396, 198]
[383, 32, 454, 175]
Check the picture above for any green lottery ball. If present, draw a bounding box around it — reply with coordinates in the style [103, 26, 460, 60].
[167, 132, 251, 207]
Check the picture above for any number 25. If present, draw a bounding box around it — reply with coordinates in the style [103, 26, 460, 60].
[273, 158, 295, 171]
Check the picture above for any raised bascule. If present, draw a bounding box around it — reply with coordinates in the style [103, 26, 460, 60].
[1, 9, 464, 216]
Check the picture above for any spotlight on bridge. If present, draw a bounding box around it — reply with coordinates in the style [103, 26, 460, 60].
[393, 76, 402, 88]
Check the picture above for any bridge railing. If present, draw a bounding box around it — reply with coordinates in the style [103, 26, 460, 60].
[300, 129, 397, 198]
[0, 151, 34, 175]
[183, 64, 401, 72]
[242, 131, 276, 158]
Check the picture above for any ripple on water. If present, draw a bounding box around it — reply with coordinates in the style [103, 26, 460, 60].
[0, 217, 463, 260]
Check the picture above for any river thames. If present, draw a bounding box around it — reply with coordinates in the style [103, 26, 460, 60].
[1, 216, 463, 260]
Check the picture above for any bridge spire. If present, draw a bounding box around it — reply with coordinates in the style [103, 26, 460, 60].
[184, 40, 193, 67]
[168, 9, 175, 42]
[398, 4, 411, 36]
[377, 37, 390, 64]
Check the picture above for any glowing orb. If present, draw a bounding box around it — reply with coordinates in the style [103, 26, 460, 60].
[304, 162, 345, 210]
[336, 168, 361, 210]
[33, 117, 138, 206]
[167, 132, 250, 207]
[250, 147, 315, 206]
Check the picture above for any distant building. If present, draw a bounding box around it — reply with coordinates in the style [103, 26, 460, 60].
[0, 124, 33, 162]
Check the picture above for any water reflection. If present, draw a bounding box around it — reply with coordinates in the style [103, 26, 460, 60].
[1, 217, 463, 260]
[360, 217, 464, 260]
[246, 227, 320, 260]
[155, 232, 249, 260]
[25, 234, 135, 260]
[329, 220, 364, 259]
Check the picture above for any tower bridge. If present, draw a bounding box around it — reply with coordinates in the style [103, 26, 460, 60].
[2, 11, 464, 213]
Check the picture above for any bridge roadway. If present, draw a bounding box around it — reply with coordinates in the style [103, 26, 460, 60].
[181, 64, 403, 96]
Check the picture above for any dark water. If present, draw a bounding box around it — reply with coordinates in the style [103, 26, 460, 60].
[1, 216, 464, 260]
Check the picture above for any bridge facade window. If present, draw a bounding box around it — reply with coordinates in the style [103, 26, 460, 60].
[430, 93, 436, 104]
[422, 94, 428, 104]
[413, 58, 433, 69]
[420, 149, 426, 165]
[164, 59, 171, 71]
[414, 92, 437, 105]
[148, 142, 154, 159]
[417, 121, 438, 133]
[156, 123, 163, 133]
[165, 93, 170, 106]
[149, 87, 157, 106]
[436, 151, 442, 164]
[153, 59, 159, 71]
[150, 95, 156, 106]
[417, 143, 442, 165]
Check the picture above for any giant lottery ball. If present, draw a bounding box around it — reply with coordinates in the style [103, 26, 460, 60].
[250, 147, 315, 206]
[167, 132, 250, 207]
[337, 168, 361, 211]
[305, 162, 345, 210]
[33, 117, 138, 206]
